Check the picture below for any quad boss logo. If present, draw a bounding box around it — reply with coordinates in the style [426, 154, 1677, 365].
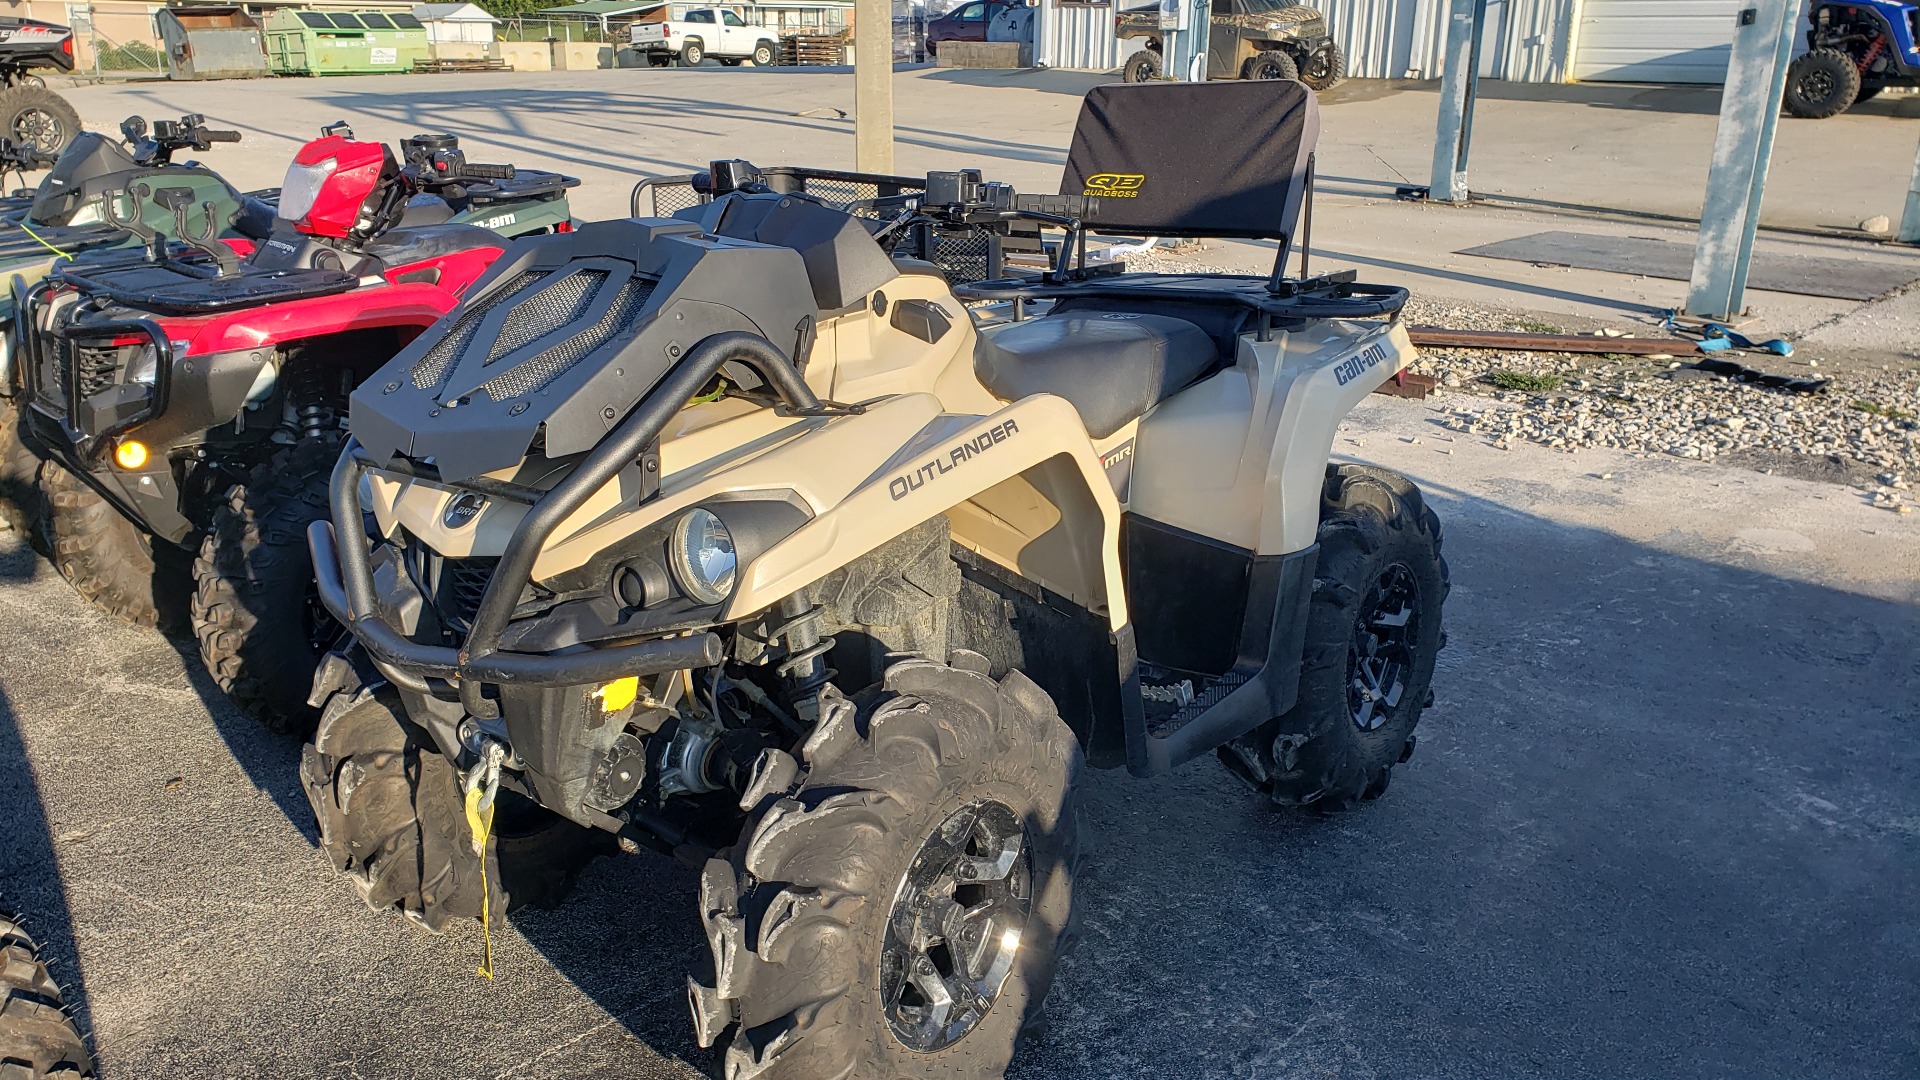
[1082, 173, 1146, 199]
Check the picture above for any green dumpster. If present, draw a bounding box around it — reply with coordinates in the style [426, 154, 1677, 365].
[264, 9, 430, 75]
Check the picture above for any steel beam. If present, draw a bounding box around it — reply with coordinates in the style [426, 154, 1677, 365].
[1428, 0, 1481, 203]
[1900, 132, 1920, 244]
[1685, 0, 1799, 319]
[854, 0, 894, 173]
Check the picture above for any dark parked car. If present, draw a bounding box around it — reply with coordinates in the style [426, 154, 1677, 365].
[926, 0, 1025, 56]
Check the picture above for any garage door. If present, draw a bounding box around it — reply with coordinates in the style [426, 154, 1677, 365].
[1572, 0, 1740, 82]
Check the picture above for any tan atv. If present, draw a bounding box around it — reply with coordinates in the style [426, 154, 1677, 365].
[304, 80, 1446, 1080]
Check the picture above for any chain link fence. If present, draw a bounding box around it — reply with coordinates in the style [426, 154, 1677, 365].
[68, 4, 168, 79]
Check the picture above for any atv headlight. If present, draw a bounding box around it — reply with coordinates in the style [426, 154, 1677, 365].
[123, 343, 161, 386]
[278, 156, 339, 222]
[669, 508, 736, 605]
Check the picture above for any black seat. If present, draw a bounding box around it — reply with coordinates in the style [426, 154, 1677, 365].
[975, 312, 1219, 438]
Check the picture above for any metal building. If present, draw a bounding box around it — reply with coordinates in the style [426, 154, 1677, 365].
[1036, 0, 1792, 82]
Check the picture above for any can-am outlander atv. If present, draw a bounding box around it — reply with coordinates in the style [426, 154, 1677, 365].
[11, 125, 578, 729]
[307, 81, 1447, 1079]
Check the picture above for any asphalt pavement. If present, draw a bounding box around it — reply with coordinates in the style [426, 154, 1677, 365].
[4, 392, 1915, 1079]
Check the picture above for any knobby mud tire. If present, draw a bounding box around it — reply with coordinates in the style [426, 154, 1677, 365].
[1219, 464, 1449, 810]
[192, 435, 343, 736]
[302, 688, 609, 932]
[0, 911, 96, 1078]
[691, 657, 1085, 1080]
[0, 399, 44, 549]
[38, 459, 190, 632]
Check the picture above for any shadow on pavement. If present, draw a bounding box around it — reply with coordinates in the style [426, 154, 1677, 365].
[0, 541, 91, 1041]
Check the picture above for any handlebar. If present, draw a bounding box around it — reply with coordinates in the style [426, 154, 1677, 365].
[200, 129, 241, 144]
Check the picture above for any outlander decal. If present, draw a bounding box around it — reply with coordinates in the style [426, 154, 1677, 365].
[888, 420, 1020, 500]
[1082, 173, 1146, 199]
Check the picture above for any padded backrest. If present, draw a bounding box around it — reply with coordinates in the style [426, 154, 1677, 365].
[1059, 80, 1319, 243]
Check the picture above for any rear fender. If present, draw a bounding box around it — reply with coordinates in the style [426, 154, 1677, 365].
[1130, 319, 1414, 557]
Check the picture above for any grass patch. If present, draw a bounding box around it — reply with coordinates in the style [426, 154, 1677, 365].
[1488, 369, 1563, 392]
[1852, 399, 1915, 421]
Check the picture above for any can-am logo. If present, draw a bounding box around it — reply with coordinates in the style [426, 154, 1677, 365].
[1333, 342, 1393, 387]
[476, 212, 517, 230]
[1082, 173, 1146, 199]
[443, 492, 487, 528]
[888, 419, 1019, 500]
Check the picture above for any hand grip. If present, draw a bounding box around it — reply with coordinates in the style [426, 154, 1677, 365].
[1013, 193, 1099, 220]
[199, 129, 242, 143]
[462, 163, 516, 180]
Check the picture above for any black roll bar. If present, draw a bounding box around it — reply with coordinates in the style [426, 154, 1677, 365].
[320, 332, 820, 698]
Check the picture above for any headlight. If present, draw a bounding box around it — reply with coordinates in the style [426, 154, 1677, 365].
[278, 156, 339, 222]
[669, 508, 735, 605]
[123, 344, 159, 386]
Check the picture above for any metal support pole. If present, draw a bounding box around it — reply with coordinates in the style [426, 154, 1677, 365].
[1428, 0, 1480, 203]
[1161, 0, 1211, 81]
[1899, 132, 1920, 244]
[854, 0, 893, 173]
[1685, 0, 1799, 320]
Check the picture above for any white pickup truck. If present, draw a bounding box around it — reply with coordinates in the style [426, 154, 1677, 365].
[630, 5, 778, 67]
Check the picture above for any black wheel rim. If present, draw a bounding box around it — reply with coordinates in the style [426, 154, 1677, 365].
[880, 799, 1032, 1053]
[1799, 70, 1835, 102]
[1347, 563, 1420, 732]
[12, 109, 62, 154]
[1306, 52, 1332, 82]
[1252, 61, 1284, 80]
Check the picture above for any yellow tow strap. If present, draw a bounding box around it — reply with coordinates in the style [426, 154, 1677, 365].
[463, 785, 497, 980]
[12, 221, 69, 260]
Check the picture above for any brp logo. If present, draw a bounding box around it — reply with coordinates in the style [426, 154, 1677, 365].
[443, 492, 487, 529]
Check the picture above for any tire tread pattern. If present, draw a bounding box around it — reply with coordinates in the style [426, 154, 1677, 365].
[0, 912, 96, 1079]
[191, 435, 342, 735]
[693, 658, 1084, 1080]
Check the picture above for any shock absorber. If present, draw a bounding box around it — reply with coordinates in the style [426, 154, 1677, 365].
[1859, 34, 1886, 73]
[284, 364, 336, 440]
[769, 593, 835, 724]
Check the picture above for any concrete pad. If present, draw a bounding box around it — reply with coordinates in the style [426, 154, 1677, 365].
[1460, 229, 1920, 301]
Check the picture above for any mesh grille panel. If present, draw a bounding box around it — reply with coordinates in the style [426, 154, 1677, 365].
[646, 180, 708, 217]
[484, 270, 608, 365]
[441, 556, 499, 628]
[409, 270, 545, 390]
[479, 277, 657, 401]
[922, 230, 994, 285]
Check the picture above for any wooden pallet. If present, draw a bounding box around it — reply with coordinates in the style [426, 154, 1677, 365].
[778, 33, 845, 65]
[411, 56, 510, 73]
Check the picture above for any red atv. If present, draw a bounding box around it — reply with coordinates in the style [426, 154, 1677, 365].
[15, 123, 577, 733]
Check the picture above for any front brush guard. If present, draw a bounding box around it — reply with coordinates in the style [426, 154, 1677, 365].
[312, 331, 823, 714]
